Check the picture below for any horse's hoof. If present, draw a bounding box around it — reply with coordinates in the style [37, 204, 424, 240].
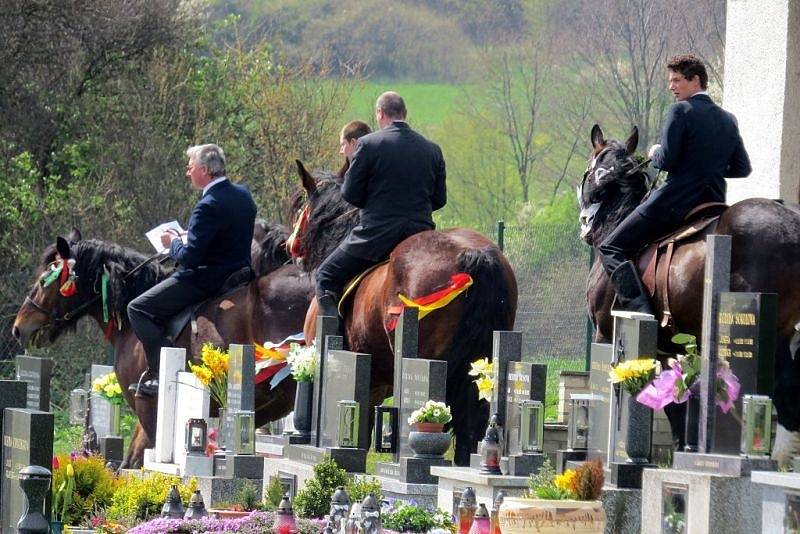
[772, 423, 800, 468]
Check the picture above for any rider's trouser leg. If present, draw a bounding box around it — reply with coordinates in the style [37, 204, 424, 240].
[315, 246, 379, 318]
[127, 275, 209, 371]
[598, 209, 670, 314]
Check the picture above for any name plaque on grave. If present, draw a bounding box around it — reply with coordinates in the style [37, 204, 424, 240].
[225, 345, 255, 448]
[90, 364, 114, 438]
[398, 359, 447, 458]
[712, 292, 776, 454]
[15, 356, 53, 412]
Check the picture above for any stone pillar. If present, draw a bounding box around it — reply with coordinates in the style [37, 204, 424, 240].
[724, 0, 800, 203]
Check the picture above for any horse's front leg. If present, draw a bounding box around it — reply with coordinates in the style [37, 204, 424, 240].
[119, 421, 150, 470]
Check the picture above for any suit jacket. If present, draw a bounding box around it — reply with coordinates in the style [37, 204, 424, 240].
[340, 121, 446, 260]
[642, 94, 751, 222]
[169, 179, 257, 289]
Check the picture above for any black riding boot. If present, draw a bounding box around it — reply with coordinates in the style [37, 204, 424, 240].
[610, 260, 654, 315]
[317, 291, 341, 319]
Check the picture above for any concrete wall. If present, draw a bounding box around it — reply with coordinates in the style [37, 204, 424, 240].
[724, 0, 800, 203]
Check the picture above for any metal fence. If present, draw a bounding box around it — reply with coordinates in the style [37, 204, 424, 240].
[496, 221, 592, 373]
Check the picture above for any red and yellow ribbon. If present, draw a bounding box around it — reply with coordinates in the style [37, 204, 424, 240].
[386, 273, 474, 331]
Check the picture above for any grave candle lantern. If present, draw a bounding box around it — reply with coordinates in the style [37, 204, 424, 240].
[468, 503, 491, 534]
[479, 416, 502, 475]
[275, 494, 298, 534]
[741, 394, 772, 457]
[69, 388, 89, 425]
[568, 394, 591, 450]
[520, 400, 544, 453]
[338, 400, 360, 448]
[184, 489, 208, 519]
[232, 410, 255, 455]
[490, 490, 505, 534]
[329, 486, 351, 529]
[373, 406, 398, 453]
[458, 487, 478, 534]
[185, 418, 207, 456]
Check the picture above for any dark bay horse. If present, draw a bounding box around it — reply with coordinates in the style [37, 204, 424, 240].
[290, 162, 518, 465]
[12, 225, 313, 468]
[578, 124, 800, 462]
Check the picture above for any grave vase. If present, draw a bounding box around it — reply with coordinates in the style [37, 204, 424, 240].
[499, 498, 606, 534]
[50, 521, 64, 534]
[293, 380, 313, 439]
[109, 402, 121, 436]
[408, 429, 451, 458]
[217, 408, 228, 450]
[625, 393, 652, 464]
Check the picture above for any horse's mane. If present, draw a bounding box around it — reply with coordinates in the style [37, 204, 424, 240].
[590, 142, 652, 244]
[302, 171, 360, 271]
[252, 219, 290, 276]
[46, 239, 174, 327]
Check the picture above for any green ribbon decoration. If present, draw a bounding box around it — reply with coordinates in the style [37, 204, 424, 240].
[41, 265, 63, 287]
[101, 268, 110, 323]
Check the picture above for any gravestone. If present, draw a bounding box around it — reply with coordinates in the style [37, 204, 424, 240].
[490, 331, 523, 432]
[311, 316, 342, 447]
[0, 381, 28, 517]
[15, 356, 53, 412]
[375, 357, 449, 484]
[153, 348, 185, 464]
[586, 342, 613, 462]
[503, 360, 547, 475]
[1, 409, 53, 533]
[286, 349, 371, 473]
[90, 364, 114, 438]
[391, 308, 419, 461]
[225, 344, 256, 447]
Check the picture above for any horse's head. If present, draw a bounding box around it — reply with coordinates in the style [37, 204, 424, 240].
[12, 229, 85, 347]
[251, 219, 290, 277]
[286, 160, 360, 271]
[13, 229, 169, 348]
[577, 124, 650, 245]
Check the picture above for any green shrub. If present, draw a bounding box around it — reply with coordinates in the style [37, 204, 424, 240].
[51, 454, 118, 525]
[347, 476, 383, 504]
[383, 501, 454, 533]
[293, 455, 349, 518]
[236, 479, 261, 512]
[265, 476, 285, 510]
[106, 472, 197, 523]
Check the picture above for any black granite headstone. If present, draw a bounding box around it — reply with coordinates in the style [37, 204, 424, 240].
[397, 358, 448, 458]
[710, 292, 776, 454]
[15, 357, 53, 412]
[90, 364, 113, 438]
[311, 316, 343, 447]
[490, 331, 523, 431]
[391, 308, 419, 463]
[587, 343, 613, 462]
[0, 381, 28, 517]
[504, 361, 546, 456]
[2, 409, 53, 533]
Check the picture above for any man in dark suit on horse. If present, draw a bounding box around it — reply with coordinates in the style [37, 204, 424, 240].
[315, 91, 447, 320]
[128, 143, 257, 396]
[598, 54, 752, 313]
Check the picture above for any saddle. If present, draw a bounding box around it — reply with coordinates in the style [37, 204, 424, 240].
[635, 202, 728, 331]
[164, 266, 255, 341]
[337, 260, 390, 316]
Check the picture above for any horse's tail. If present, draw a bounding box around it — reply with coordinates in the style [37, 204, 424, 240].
[444, 245, 516, 463]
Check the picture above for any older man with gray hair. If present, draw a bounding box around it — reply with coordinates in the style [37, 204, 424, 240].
[127, 143, 257, 396]
[315, 91, 447, 320]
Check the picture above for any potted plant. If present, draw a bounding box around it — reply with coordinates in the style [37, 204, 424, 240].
[407, 400, 452, 458]
[499, 458, 606, 534]
[286, 342, 317, 438]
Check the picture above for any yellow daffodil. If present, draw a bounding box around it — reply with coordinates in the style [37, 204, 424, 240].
[476, 377, 494, 402]
[554, 469, 577, 492]
[66, 463, 74, 477]
[608, 358, 657, 395]
[468, 357, 493, 377]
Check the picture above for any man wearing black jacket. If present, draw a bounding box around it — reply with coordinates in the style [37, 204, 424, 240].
[598, 54, 752, 313]
[316, 91, 447, 318]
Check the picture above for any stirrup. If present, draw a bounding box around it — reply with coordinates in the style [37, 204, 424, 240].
[130, 369, 150, 397]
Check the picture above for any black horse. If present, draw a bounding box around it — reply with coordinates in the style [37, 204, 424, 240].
[578, 125, 800, 463]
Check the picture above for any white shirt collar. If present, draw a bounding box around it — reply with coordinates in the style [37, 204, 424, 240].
[203, 176, 228, 196]
[691, 90, 709, 97]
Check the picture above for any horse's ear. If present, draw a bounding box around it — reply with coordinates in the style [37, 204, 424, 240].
[625, 126, 639, 154]
[56, 237, 72, 260]
[67, 227, 82, 244]
[295, 160, 316, 195]
[591, 124, 605, 149]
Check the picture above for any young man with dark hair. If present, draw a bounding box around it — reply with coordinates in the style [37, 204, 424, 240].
[338, 120, 372, 178]
[597, 54, 752, 314]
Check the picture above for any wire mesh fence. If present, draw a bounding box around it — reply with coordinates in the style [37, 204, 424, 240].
[495, 221, 592, 374]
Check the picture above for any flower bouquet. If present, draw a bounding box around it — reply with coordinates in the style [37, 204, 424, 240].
[468, 357, 494, 402]
[188, 343, 229, 409]
[286, 342, 317, 383]
[608, 358, 658, 395]
[91, 372, 123, 405]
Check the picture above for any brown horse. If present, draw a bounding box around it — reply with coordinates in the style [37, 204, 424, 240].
[12, 225, 313, 468]
[290, 162, 518, 465]
[578, 125, 800, 460]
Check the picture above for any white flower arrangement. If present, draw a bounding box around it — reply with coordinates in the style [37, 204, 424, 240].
[286, 342, 317, 383]
[408, 400, 452, 425]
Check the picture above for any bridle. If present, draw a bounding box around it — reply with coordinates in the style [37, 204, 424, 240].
[25, 250, 168, 330]
[286, 193, 359, 261]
